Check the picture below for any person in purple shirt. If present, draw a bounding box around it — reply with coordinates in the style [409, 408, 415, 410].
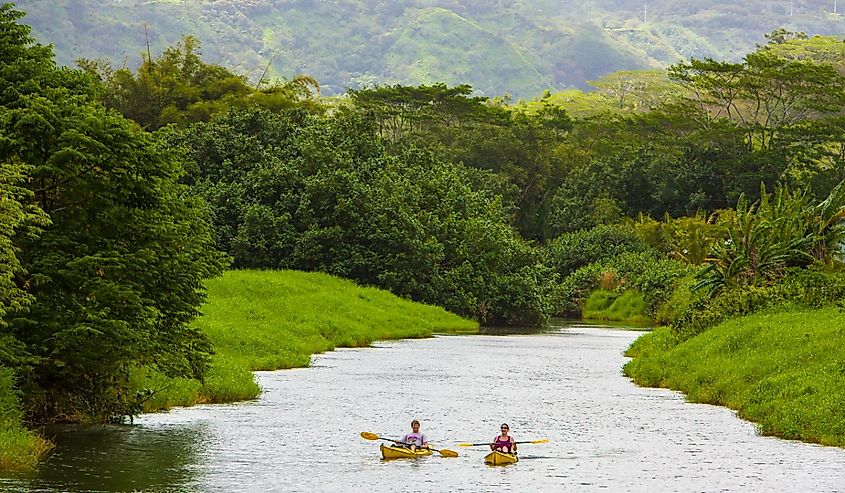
[399, 419, 429, 451]
[491, 423, 516, 454]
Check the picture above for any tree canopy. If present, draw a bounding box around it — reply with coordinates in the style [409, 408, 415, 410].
[0, 3, 226, 422]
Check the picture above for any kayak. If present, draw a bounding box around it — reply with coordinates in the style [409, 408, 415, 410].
[380, 444, 433, 459]
[484, 451, 518, 465]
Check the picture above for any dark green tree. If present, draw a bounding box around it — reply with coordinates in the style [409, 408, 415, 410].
[79, 35, 323, 130]
[175, 107, 554, 325]
[0, 4, 226, 422]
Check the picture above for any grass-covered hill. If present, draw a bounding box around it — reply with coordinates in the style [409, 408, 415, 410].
[15, 0, 845, 98]
[133, 269, 478, 412]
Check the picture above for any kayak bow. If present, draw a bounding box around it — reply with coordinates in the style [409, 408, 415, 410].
[380, 443, 434, 459]
[484, 451, 518, 465]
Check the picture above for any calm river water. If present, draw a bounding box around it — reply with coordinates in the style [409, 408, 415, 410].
[2, 324, 844, 492]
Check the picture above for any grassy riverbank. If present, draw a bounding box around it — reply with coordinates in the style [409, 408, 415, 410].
[135, 269, 478, 411]
[0, 368, 52, 470]
[581, 289, 652, 325]
[624, 307, 845, 446]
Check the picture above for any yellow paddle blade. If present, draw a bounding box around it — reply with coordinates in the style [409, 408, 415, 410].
[530, 439, 549, 444]
[360, 432, 380, 441]
[439, 449, 459, 458]
[457, 443, 475, 447]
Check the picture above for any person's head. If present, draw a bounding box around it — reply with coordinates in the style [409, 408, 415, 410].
[411, 419, 420, 432]
[500, 423, 510, 435]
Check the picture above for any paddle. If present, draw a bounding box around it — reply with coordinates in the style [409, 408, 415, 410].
[458, 438, 549, 447]
[360, 431, 459, 457]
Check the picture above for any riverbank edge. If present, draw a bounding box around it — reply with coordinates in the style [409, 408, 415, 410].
[0, 369, 54, 471]
[136, 269, 480, 412]
[623, 306, 845, 447]
[1, 269, 479, 471]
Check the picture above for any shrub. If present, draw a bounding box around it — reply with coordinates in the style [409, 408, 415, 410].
[0, 367, 52, 470]
[552, 263, 604, 316]
[672, 268, 845, 340]
[546, 224, 649, 278]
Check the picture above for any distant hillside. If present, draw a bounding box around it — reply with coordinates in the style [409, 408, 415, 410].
[14, 0, 845, 98]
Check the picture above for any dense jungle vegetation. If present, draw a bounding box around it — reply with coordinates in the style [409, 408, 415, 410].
[14, 0, 845, 98]
[2, 1, 845, 467]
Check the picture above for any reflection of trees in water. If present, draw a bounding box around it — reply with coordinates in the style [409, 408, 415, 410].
[28, 423, 209, 492]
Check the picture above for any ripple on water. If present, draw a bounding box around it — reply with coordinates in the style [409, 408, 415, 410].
[1, 328, 844, 492]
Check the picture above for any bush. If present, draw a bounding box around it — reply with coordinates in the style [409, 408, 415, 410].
[583, 290, 651, 323]
[546, 224, 649, 278]
[552, 247, 694, 319]
[672, 268, 845, 340]
[652, 274, 698, 325]
[0, 367, 52, 470]
[603, 251, 695, 315]
[553, 263, 604, 316]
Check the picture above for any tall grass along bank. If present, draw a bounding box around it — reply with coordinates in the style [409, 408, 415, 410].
[0, 368, 53, 470]
[624, 307, 845, 447]
[136, 269, 478, 411]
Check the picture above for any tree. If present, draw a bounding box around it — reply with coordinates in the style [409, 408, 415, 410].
[78, 35, 323, 130]
[348, 83, 499, 143]
[669, 52, 845, 151]
[588, 70, 681, 112]
[0, 4, 226, 422]
[176, 107, 555, 325]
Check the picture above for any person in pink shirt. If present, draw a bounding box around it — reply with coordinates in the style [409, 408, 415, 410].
[399, 419, 429, 451]
[491, 423, 516, 454]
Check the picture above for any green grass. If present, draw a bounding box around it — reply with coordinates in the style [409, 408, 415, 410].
[624, 307, 845, 446]
[136, 269, 478, 411]
[582, 289, 652, 325]
[0, 368, 53, 470]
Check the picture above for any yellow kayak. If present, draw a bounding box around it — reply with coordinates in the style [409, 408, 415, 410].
[380, 444, 433, 459]
[484, 451, 518, 465]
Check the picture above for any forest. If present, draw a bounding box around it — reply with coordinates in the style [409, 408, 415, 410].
[1, 1, 845, 459]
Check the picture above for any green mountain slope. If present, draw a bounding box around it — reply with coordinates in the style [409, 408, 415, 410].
[13, 0, 845, 98]
[383, 7, 549, 96]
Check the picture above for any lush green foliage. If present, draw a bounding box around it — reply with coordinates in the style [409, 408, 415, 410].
[582, 289, 651, 324]
[0, 367, 51, 470]
[546, 224, 650, 277]
[79, 35, 322, 130]
[674, 268, 845, 340]
[15, 1, 845, 99]
[553, 246, 695, 322]
[350, 83, 572, 241]
[132, 269, 477, 412]
[625, 307, 845, 447]
[548, 224, 689, 318]
[0, 4, 226, 423]
[174, 107, 554, 325]
[631, 212, 726, 265]
[694, 182, 845, 296]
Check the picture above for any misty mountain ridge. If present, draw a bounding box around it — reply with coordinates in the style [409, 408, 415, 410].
[14, 0, 845, 98]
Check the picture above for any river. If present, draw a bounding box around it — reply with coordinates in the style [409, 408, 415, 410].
[2, 324, 844, 492]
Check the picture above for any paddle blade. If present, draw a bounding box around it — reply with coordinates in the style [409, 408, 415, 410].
[457, 443, 475, 447]
[530, 439, 549, 444]
[439, 449, 459, 458]
[360, 432, 380, 441]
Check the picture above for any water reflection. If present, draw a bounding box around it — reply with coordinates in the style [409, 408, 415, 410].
[479, 318, 651, 335]
[1, 422, 209, 492]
